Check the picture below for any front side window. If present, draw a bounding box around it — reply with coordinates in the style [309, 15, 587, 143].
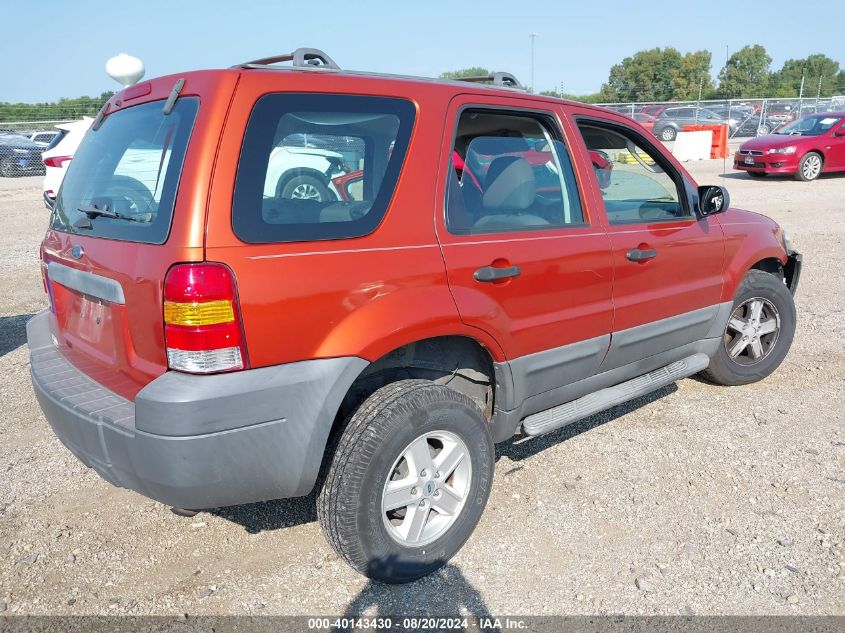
[446, 109, 584, 235]
[232, 94, 415, 243]
[577, 121, 688, 224]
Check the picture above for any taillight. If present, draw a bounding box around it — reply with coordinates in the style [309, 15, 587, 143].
[43, 155, 72, 168]
[163, 263, 248, 374]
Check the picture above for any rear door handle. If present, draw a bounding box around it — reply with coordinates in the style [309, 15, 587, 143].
[473, 265, 521, 282]
[626, 248, 657, 262]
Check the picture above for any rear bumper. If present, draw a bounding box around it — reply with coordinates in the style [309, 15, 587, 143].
[27, 310, 367, 509]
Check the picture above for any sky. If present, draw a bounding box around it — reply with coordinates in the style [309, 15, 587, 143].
[1, 0, 843, 103]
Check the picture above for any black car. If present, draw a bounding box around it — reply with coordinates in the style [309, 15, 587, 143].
[0, 134, 45, 177]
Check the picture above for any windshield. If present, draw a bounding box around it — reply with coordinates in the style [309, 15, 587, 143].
[776, 115, 842, 136]
[51, 97, 199, 244]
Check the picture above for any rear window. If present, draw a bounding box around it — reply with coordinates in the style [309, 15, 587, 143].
[50, 98, 199, 244]
[232, 93, 415, 243]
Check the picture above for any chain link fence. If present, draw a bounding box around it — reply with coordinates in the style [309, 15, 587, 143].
[597, 96, 845, 141]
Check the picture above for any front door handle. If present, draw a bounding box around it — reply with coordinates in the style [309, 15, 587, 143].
[626, 247, 657, 262]
[474, 265, 521, 282]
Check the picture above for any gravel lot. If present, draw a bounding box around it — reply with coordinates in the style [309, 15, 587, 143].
[0, 162, 843, 617]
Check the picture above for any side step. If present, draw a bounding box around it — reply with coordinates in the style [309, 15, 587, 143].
[521, 353, 710, 437]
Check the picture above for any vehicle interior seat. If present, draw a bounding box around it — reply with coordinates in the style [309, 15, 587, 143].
[471, 155, 548, 230]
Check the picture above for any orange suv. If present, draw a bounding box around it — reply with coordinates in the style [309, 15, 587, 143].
[28, 49, 802, 583]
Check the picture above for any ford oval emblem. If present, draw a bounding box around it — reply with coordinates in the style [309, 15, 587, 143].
[71, 245, 84, 260]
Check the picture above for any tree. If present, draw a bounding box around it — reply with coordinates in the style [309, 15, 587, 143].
[539, 90, 604, 103]
[439, 67, 491, 80]
[769, 54, 841, 98]
[670, 50, 715, 101]
[717, 45, 772, 98]
[599, 48, 683, 102]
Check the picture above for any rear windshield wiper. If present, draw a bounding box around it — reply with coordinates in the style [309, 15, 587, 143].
[77, 203, 151, 223]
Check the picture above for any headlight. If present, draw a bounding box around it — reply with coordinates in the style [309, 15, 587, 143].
[767, 146, 796, 154]
[782, 229, 794, 253]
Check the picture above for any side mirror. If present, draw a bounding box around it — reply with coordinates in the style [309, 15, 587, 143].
[698, 185, 730, 216]
[834, 128, 845, 137]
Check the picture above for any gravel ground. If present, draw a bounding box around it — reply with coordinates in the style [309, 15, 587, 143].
[0, 162, 843, 617]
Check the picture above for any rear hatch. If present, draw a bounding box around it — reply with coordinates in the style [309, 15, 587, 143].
[41, 73, 235, 400]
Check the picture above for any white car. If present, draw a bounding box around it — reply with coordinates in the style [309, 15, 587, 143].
[42, 117, 92, 208]
[263, 145, 346, 201]
[29, 131, 60, 147]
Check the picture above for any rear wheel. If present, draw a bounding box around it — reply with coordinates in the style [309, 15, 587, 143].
[796, 152, 823, 182]
[701, 270, 795, 386]
[279, 174, 332, 201]
[660, 126, 677, 141]
[318, 380, 494, 583]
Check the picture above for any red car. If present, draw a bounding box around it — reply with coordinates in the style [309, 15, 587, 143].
[28, 49, 801, 583]
[735, 112, 845, 181]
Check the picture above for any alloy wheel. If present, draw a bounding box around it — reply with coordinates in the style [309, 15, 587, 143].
[724, 297, 780, 366]
[291, 183, 322, 200]
[381, 430, 472, 547]
[802, 154, 822, 180]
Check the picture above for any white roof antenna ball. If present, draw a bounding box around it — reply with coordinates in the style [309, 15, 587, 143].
[106, 54, 145, 87]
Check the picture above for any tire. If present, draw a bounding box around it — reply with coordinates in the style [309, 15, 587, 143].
[0, 157, 17, 178]
[659, 126, 677, 142]
[279, 173, 332, 201]
[317, 379, 494, 583]
[700, 269, 796, 386]
[748, 172, 767, 178]
[757, 124, 771, 135]
[795, 152, 823, 182]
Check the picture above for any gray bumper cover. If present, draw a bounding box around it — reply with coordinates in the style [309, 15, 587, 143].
[26, 310, 367, 509]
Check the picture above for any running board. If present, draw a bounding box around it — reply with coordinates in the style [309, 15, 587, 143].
[521, 353, 710, 437]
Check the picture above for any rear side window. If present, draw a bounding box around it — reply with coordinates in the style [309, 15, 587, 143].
[232, 94, 415, 244]
[51, 98, 199, 244]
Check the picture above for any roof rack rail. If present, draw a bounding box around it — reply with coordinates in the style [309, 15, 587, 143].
[234, 48, 340, 71]
[455, 72, 524, 90]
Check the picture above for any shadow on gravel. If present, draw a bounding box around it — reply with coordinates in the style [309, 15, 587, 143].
[497, 383, 678, 463]
[337, 562, 498, 627]
[212, 384, 679, 533]
[209, 492, 317, 533]
[0, 313, 34, 358]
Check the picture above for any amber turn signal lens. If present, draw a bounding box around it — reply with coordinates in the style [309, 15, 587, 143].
[163, 299, 234, 326]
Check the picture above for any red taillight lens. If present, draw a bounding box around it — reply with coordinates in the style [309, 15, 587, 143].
[43, 155, 72, 168]
[163, 263, 247, 374]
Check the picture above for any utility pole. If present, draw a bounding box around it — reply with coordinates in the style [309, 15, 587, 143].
[529, 32, 538, 94]
[798, 73, 805, 116]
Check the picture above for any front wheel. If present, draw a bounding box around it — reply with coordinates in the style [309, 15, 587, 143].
[796, 152, 823, 182]
[318, 380, 494, 583]
[0, 157, 18, 178]
[700, 270, 796, 386]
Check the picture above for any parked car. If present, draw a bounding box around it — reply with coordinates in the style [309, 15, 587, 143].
[29, 130, 60, 146]
[707, 106, 767, 137]
[639, 104, 666, 117]
[764, 102, 799, 129]
[41, 118, 93, 207]
[734, 112, 845, 181]
[0, 133, 45, 177]
[652, 106, 737, 141]
[28, 49, 801, 584]
[629, 112, 656, 132]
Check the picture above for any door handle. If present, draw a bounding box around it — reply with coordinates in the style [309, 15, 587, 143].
[473, 265, 521, 282]
[626, 247, 657, 262]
